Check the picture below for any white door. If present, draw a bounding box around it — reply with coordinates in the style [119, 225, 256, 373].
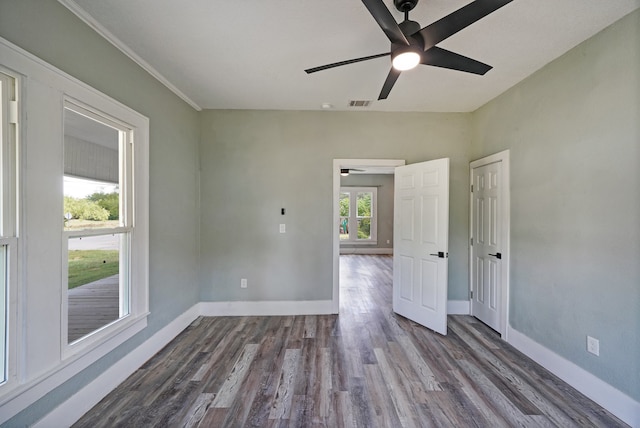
[470, 160, 503, 332]
[393, 158, 449, 335]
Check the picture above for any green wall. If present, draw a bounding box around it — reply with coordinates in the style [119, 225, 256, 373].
[471, 9, 640, 401]
[198, 110, 472, 302]
[0, 0, 201, 425]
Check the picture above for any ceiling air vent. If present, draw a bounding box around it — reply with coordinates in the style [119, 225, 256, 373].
[348, 100, 372, 107]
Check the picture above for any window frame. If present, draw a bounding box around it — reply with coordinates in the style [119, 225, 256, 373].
[0, 35, 149, 422]
[0, 69, 18, 390]
[60, 97, 147, 360]
[339, 186, 378, 245]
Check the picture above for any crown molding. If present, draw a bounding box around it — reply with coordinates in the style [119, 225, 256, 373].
[57, 0, 202, 111]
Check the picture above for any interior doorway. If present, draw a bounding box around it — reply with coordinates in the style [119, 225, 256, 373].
[332, 159, 405, 313]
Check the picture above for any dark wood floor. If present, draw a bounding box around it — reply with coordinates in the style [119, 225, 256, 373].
[74, 255, 626, 427]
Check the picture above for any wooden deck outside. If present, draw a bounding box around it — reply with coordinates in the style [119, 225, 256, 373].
[68, 274, 119, 343]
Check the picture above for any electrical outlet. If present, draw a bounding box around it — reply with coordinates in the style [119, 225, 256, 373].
[587, 336, 599, 356]
[240, 278, 247, 289]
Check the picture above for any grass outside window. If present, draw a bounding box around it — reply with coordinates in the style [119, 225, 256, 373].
[68, 250, 119, 289]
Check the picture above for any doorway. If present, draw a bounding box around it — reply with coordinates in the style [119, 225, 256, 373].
[332, 159, 405, 313]
[469, 150, 510, 337]
[333, 158, 451, 337]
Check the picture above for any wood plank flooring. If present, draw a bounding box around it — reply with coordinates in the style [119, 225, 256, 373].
[73, 255, 627, 427]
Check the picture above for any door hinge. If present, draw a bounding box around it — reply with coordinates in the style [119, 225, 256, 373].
[470, 290, 474, 299]
[470, 184, 473, 193]
[470, 237, 473, 246]
[9, 100, 18, 124]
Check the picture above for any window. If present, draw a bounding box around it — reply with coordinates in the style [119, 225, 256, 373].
[0, 70, 17, 386]
[62, 99, 145, 351]
[0, 38, 149, 421]
[339, 187, 377, 244]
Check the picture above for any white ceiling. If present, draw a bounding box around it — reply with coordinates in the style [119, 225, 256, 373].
[63, 0, 639, 112]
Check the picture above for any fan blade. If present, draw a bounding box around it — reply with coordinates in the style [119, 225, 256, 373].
[305, 52, 390, 74]
[421, 47, 492, 75]
[361, 0, 409, 46]
[378, 68, 401, 100]
[417, 0, 513, 50]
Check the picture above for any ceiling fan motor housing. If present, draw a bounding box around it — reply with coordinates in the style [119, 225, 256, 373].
[399, 19, 421, 38]
[393, 20, 424, 58]
[394, 0, 419, 13]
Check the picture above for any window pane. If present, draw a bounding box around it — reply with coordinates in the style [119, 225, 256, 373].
[339, 192, 350, 217]
[357, 192, 372, 217]
[68, 234, 128, 343]
[339, 217, 349, 240]
[0, 245, 6, 383]
[63, 108, 121, 231]
[357, 218, 371, 240]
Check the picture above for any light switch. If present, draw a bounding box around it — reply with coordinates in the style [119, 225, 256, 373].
[279, 224, 286, 233]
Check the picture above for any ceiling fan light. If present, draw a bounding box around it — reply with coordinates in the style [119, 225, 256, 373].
[340, 168, 350, 176]
[392, 51, 420, 71]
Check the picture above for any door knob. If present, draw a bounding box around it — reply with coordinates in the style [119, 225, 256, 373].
[430, 251, 447, 258]
[489, 252, 502, 259]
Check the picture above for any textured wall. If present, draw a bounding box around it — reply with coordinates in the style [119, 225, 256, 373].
[198, 110, 472, 302]
[471, 10, 640, 401]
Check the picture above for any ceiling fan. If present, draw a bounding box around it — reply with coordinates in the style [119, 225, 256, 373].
[305, 0, 513, 100]
[340, 168, 365, 176]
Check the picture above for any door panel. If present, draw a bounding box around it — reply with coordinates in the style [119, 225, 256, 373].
[420, 259, 438, 310]
[399, 198, 415, 240]
[421, 196, 438, 244]
[393, 158, 449, 335]
[399, 256, 414, 300]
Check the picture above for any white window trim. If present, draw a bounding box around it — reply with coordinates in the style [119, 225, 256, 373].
[59, 97, 148, 361]
[0, 36, 149, 424]
[340, 186, 378, 245]
[61, 99, 137, 358]
[0, 68, 18, 392]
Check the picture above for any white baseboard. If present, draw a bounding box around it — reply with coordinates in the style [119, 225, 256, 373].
[507, 326, 640, 427]
[447, 300, 470, 315]
[198, 300, 335, 316]
[34, 305, 201, 428]
[340, 247, 393, 255]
